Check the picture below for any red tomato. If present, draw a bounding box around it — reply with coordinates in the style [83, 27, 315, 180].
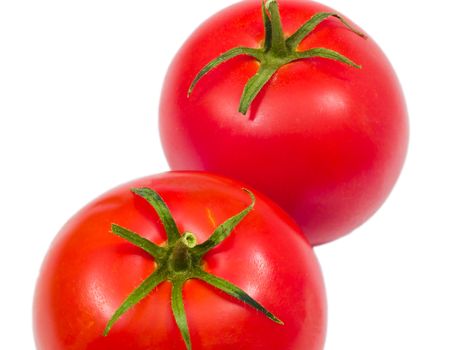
[34, 172, 326, 350]
[159, 0, 409, 245]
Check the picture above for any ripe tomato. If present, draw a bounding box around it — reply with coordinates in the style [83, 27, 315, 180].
[34, 172, 326, 350]
[159, 0, 409, 245]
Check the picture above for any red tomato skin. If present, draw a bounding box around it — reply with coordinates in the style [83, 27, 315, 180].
[33, 172, 326, 350]
[159, 0, 409, 245]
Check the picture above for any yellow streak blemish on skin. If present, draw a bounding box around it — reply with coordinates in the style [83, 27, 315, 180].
[206, 208, 216, 228]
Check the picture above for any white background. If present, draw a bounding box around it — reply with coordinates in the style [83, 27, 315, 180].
[1, 0, 466, 349]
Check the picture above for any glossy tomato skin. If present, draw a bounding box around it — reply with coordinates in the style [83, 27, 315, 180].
[34, 172, 326, 350]
[159, 0, 409, 245]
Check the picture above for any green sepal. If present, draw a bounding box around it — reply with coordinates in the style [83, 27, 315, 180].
[286, 12, 365, 50]
[294, 47, 361, 69]
[188, 47, 262, 97]
[132, 188, 180, 245]
[193, 269, 283, 325]
[192, 189, 255, 257]
[111, 223, 165, 260]
[238, 65, 278, 114]
[103, 268, 167, 336]
[171, 279, 192, 350]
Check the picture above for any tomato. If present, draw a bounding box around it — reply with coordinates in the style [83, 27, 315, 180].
[34, 172, 326, 350]
[159, 0, 409, 245]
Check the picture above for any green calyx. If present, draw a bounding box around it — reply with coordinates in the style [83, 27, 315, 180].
[188, 0, 365, 115]
[103, 187, 283, 350]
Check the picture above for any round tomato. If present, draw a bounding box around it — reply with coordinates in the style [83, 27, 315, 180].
[34, 172, 326, 350]
[159, 0, 409, 245]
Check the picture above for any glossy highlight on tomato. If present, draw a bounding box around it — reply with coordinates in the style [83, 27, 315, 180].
[33, 172, 326, 350]
[159, 0, 409, 245]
